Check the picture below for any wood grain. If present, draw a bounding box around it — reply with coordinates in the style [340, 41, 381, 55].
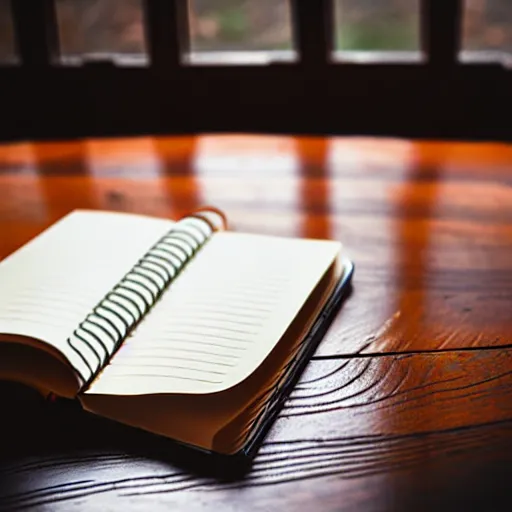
[1, 135, 511, 511]
[0, 350, 511, 511]
[0, 136, 511, 354]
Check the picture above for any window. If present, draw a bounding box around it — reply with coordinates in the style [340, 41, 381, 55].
[333, 0, 421, 62]
[55, 0, 147, 65]
[187, 0, 295, 64]
[461, 0, 512, 65]
[0, 0, 509, 140]
[0, 0, 17, 64]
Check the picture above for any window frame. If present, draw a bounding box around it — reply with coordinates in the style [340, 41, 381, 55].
[0, 0, 510, 141]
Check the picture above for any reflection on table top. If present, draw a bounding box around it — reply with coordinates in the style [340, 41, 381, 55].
[1, 135, 511, 511]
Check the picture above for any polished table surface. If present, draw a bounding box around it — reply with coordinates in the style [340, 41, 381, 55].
[0, 135, 511, 511]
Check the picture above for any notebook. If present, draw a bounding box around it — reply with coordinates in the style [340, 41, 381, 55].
[0, 208, 353, 461]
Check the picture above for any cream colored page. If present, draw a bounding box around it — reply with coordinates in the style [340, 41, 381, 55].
[0, 210, 174, 381]
[88, 232, 340, 396]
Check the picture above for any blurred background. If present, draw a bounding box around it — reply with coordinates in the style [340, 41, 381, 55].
[0, 0, 511, 62]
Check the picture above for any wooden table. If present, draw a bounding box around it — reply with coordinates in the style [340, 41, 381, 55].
[1, 135, 511, 511]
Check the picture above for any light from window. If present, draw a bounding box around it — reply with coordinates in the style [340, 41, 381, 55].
[0, 0, 17, 64]
[187, 0, 295, 65]
[461, 0, 512, 65]
[333, 0, 421, 62]
[55, 0, 147, 65]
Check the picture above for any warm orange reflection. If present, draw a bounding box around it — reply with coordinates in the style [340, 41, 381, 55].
[316, 136, 512, 355]
[81, 137, 188, 217]
[296, 137, 332, 240]
[192, 135, 300, 178]
[1, 135, 511, 356]
[362, 140, 512, 353]
[0, 142, 38, 168]
[313, 139, 416, 355]
[153, 137, 203, 218]
[327, 137, 417, 171]
[85, 138, 162, 177]
[373, 142, 442, 353]
[411, 141, 512, 168]
[0, 143, 49, 257]
[0, 140, 83, 169]
[191, 135, 335, 239]
[27, 140, 100, 220]
[192, 135, 303, 236]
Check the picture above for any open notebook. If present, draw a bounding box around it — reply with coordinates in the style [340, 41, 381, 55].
[0, 208, 353, 460]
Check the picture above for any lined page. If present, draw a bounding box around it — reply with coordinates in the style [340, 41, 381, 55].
[0, 211, 174, 381]
[88, 232, 341, 395]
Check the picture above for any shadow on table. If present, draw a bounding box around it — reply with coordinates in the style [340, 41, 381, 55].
[0, 381, 252, 480]
[1, 381, 511, 512]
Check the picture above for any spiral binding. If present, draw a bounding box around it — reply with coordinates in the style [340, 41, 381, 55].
[67, 208, 226, 385]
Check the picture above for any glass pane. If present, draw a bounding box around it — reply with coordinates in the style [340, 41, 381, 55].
[0, 0, 17, 63]
[188, 0, 294, 64]
[334, 0, 420, 55]
[462, 0, 512, 56]
[56, 0, 147, 64]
